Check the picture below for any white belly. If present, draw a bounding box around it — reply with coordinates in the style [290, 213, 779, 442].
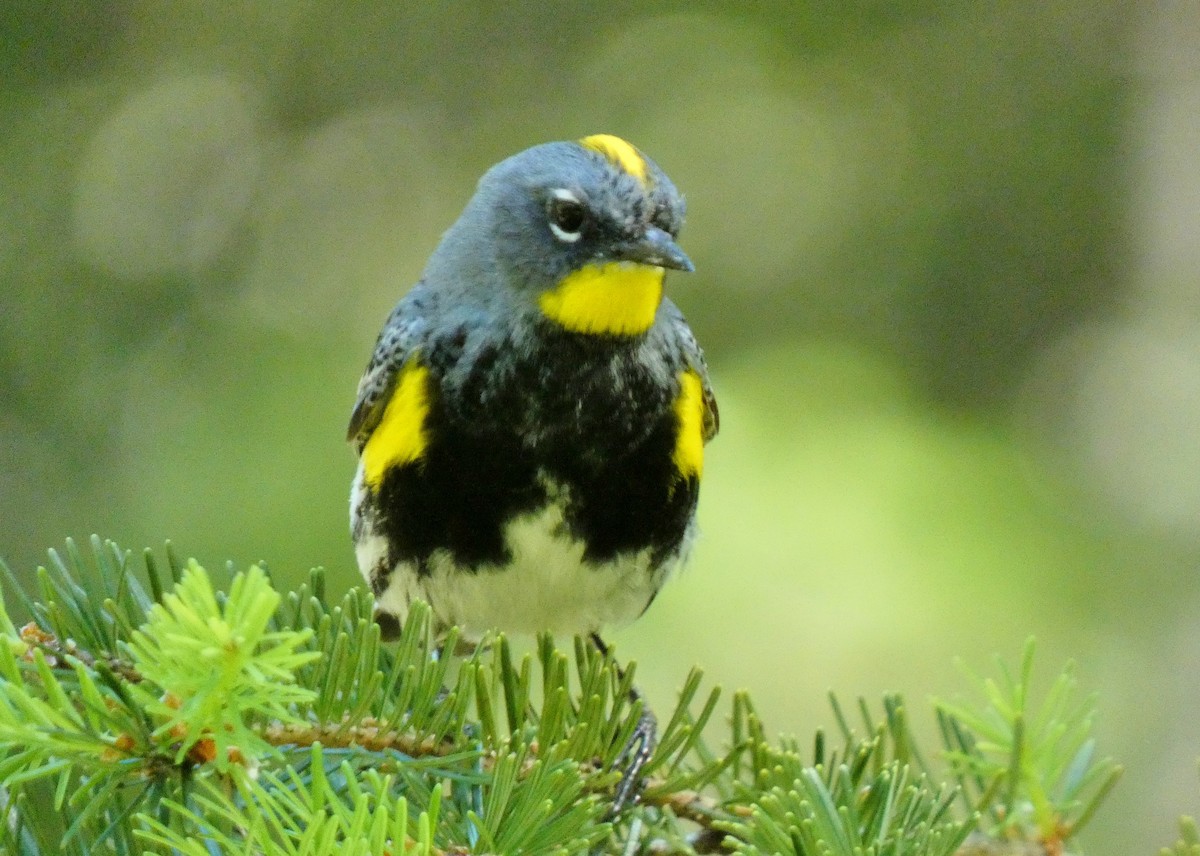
[433, 503, 671, 636]
[351, 464, 684, 639]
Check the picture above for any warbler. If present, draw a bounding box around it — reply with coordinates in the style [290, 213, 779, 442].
[346, 134, 718, 805]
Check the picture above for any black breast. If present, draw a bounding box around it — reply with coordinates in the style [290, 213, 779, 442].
[374, 328, 699, 573]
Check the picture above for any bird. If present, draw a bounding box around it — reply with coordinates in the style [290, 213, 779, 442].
[347, 134, 718, 808]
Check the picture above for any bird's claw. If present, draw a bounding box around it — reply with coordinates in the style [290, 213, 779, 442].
[609, 706, 657, 816]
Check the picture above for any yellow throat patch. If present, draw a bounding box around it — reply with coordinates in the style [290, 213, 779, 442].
[362, 362, 432, 489]
[539, 262, 664, 335]
[673, 370, 705, 479]
[579, 134, 648, 186]
[546, 136, 663, 335]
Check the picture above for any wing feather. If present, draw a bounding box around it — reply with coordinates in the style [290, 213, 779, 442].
[347, 288, 431, 451]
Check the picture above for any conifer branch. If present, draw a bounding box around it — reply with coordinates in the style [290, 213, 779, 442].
[0, 538, 1130, 855]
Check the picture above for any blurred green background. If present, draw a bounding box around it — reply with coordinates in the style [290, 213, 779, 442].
[3, 2, 1199, 852]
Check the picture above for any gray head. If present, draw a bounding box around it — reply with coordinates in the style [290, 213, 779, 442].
[428, 135, 692, 337]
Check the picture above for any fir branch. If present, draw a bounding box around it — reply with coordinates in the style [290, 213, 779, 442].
[0, 539, 1128, 855]
[136, 746, 454, 856]
[263, 719, 463, 758]
[125, 560, 321, 771]
[934, 638, 1123, 852]
[1162, 816, 1200, 856]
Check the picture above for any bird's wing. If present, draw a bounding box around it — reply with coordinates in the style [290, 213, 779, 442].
[346, 288, 431, 452]
[664, 303, 719, 443]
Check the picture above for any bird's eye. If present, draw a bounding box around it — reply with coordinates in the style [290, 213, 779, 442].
[547, 189, 586, 242]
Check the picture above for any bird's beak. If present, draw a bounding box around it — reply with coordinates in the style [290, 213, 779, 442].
[615, 227, 695, 272]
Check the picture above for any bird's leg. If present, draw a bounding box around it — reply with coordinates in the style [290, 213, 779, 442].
[589, 632, 657, 815]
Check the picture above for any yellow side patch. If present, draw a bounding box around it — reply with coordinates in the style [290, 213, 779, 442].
[539, 262, 664, 335]
[579, 134, 648, 185]
[673, 370, 705, 479]
[362, 362, 432, 489]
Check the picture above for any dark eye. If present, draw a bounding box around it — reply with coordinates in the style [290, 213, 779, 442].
[547, 189, 586, 242]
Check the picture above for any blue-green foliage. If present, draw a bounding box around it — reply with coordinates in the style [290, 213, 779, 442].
[0, 538, 1119, 854]
[936, 638, 1122, 845]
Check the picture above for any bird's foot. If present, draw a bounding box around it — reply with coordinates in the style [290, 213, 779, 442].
[609, 703, 657, 815]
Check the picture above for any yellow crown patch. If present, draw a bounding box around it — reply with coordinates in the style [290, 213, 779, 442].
[579, 134, 648, 185]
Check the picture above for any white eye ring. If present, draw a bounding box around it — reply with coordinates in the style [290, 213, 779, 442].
[547, 188, 585, 243]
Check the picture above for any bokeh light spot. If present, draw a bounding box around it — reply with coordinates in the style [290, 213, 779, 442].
[73, 74, 263, 279]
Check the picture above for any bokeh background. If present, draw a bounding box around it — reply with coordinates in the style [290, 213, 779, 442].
[2, 3, 1198, 852]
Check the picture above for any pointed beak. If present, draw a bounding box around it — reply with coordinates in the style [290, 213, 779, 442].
[614, 227, 694, 272]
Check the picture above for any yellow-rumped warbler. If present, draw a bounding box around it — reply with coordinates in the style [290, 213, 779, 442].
[347, 134, 717, 807]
